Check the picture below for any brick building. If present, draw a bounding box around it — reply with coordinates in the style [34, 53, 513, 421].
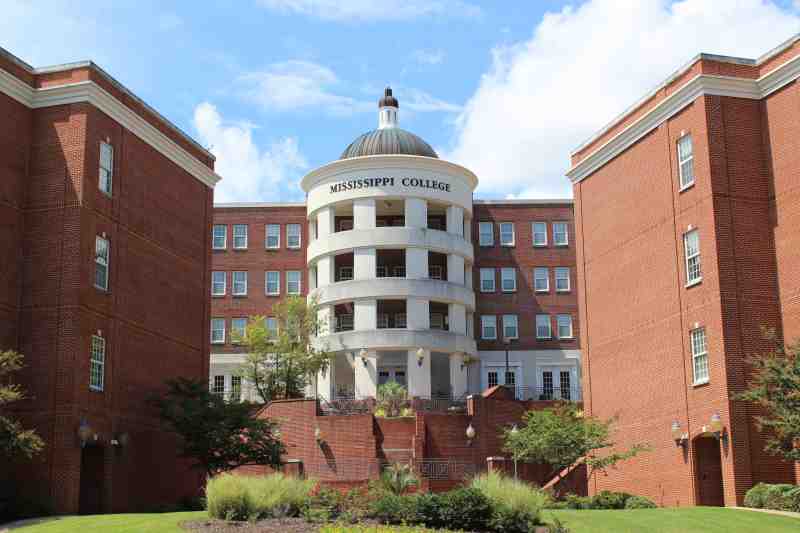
[569, 33, 800, 506]
[0, 47, 221, 514]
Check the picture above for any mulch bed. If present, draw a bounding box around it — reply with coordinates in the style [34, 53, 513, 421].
[181, 517, 322, 533]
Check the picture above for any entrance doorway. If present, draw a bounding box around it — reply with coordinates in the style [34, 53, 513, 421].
[378, 366, 407, 387]
[79, 445, 105, 515]
[695, 436, 724, 506]
[481, 364, 521, 398]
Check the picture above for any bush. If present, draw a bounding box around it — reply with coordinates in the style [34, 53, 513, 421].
[624, 495, 657, 509]
[380, 463, 418, 495]
[437, 488, 491, 531]
[762, 484, 800, 512]
[591, 490, 633, 509]
[470, 471, 549, 528]
[744, 483, 771, 508]
[562, 494, 593, 510]
[206, 473, 315, 521]
[303, 486, 344, 523]
[488, 505, 539, 533]
[413, 493, 443, 528]
[369, 493, 419, 525]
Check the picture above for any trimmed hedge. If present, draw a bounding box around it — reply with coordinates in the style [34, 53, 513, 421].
[744, 483, 800, 512]
[547, 491, 656, 510]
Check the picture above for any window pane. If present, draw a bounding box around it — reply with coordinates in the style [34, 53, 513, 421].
[533, 222, 547, 246]
[554, 222, 568, 245]
[534, 267, 549, 291]
[536, 315, 551, 338]
[211, 319, 225, 343]
[233, 271, 247, 295]
[95, 237, 109, 291]
[691, 328, 709, 383]
[501, 268, 516, 291]
[678, 135, 694, 188]
[90, 336, 105, 391]
[481, 316, 496, 339]
[231, 318, 247, 342]
[287, 271, 301, 294]
[500, 223, 514, 245]
[479, 222, 493, 246]
[684, 230, 701, 283]
[555, 267, 570, 291]
[266, 224, 280, 248]
[212, 225, 227, 249]
[233, 225, 248, 248]
[287, 224, 301, 248]
[503, 315, 518, 339]
[99, 142, 113, 194]
[212, 271, 226, 295]
[480, 269, 495, 292]
[266, 271, 280, 294]
[557, 315, 572, 338]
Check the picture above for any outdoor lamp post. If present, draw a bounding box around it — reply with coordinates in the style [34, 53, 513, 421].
[510, 424, 519, 478]
[359, 348, 368, 367]
[466, 423, 476, 446]
[416, 347, 425, 367]
[671, 420, 688, 447]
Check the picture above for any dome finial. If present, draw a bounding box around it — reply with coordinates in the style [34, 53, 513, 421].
[378, 86, 399, 129]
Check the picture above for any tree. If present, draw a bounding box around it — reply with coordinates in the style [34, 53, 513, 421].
[151, 377, 284, 477]
[236, 296, 333, 403]
[736, 334, 800, 462]
[503, 403, 648, 489]
[0, 350, 44, 460]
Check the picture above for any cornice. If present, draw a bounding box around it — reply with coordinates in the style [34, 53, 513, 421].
[0, 68, 221, 189]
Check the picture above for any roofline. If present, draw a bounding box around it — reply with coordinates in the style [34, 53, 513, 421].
[571, 32, 800, 157]
[213, 198, 573, 208]
[0, 45, 214, 162]
[214, 202, 307, 208]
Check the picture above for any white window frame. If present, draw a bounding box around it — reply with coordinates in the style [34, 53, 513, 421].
[532, 222, 548, 247]
[337, 314, 354, 331]
[231, 318, 247, 344]
[211, 318, 225, 344]
[265, 317, 278, 339]
[691, 327, 709, 385]
[395, 313, 407, 329]
[429, 313, 445, 330]
[99, 141, 113, 196]
[286, 270, 302, 295]
[499, 222, 515, 247]
[684, 229, 702, 286]
[377, 314, 389, 329]
[392, 265, 406, 278]
[478, 222, 494, 247]
[534, 267, 549, 293]
[480, 268, 495, 292]
[232, 271, 248, 296]
[231, 375, 242, 402]
[265, 271, 280, 295]
[536, 314, 552, 339]
[429, 265, 443, 280]
[89, 335, 105, 392]
[211, 271, 226, 296]
[376, 266, 388, 278]
[677, 134, 695, 190]
[502, 315, 519, 340]
[212, 225, 227, 250]
[481, 315, 497, 340]
[338, 266, 353, 281]
[555, 267, 570, 292]
[557, 314, 573, 339]
[212, 375, 225, 396]
[501, 267, 517, 292]
[553, 222, 569, 246]
[232, 224, 248, 249]
[266, 224, 281, 249]
[94, 235, 110, 291]
[287, 223, 302, 249]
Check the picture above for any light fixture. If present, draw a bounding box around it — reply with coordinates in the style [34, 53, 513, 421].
[416, 347, 425, 367]
[466, 423, 476, 446]
[359, 348, 368, 367]
[77, 419, 96, 448]
[671, 421, 688, 447]
[709, 413, 723, 439]
[314, 427, 323, 444]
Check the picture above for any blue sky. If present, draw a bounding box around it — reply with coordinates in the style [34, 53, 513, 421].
[3, 1, 800, 202]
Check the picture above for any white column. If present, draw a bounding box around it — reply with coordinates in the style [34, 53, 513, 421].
[309, 219, 317, 242]
[354, 299, 377, 331]
[407, 348, 432, 398]
[446, 205, 464, 236]
[317, 304, 333, 337]
[317, 256, 335, 287]
[317, 206, 335, 237]
[464, 263, 473, 289]
[406, 298, 430, 330]
[354, 247, 376, 279]
[317, 363, 333, 402]
[447, 254, 465, 285]
[354, 350, 377, 399]
[405, 198, 427, 228]
[353, 198, 376, 230]
[309, 266, 318, 291]
[464, 216, 472, 242]
[449, 352, 468, 398]
[466, 313, 474, 338]
[448, 303, 466, 335]
[406, 248, 428, 279]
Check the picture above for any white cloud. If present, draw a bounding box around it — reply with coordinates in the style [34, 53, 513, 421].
[412, 49, 445, 66]
[257, 0, 480, 21]
[400, 87, 462, 113]
[446, 0, 800, 199]
[193, 102, 307, 203]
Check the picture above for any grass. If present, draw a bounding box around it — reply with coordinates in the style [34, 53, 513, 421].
[547, 507, 800, 532]
[8, 511, 206, 532]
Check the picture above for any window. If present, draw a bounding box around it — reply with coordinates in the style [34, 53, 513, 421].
[287, 224, 301, 249]
[266, 224, 280, 249]
[536, 315, 552, 339]
[553, 222, 569, 246]
[338, 219, 353, 232]
[677, 134, 694, 189]
[99, 142, 113, 195]
[691, 328, 709, 384]
[429, 265, 443, 280]
[481, 315, 497, 340]
[478, 222, 494, 246]
[265, 271, 280, 295]
[557, 315, 573, 339]
[560, 371, 572, 400]
[338, 266, 353, 281]
[233, 224, 248, 249]
[501, 268, 517, 292]
[212, 375, 225, 397]
[500, 222, 515, 246]
[287, 271, 301, 295]
[211, 318, 225, 344]
[377, 314, 389, 329]
[337, 314, 354, 332]
[503, 315, 519, 340]
[232, 271, 248, 296]
[212, 225, 227, 250]
[265, 317, 278, 339]
[211, 271, 226, 296]
[487, 370, 499, 388]
[532, 222, 548, 246]
[430, 313, 445, 330]
[231, 318, 247, 343]
[376, 266, 388, 278]
[392, 266, 405, 278]
[534, 267, 549, 292]
[89, 335, 105, 391]
[480, 268, 495, 292]
[684, 229, 702, 285]
[231, 376, 242, 402]
[555, 267, 570, 292]
[541, 371, 554, 400]
[95, 236, 110, 291]
[395, 313, 407, 328]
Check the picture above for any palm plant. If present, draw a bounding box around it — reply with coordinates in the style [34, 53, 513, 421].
[380, 462, 418, 495]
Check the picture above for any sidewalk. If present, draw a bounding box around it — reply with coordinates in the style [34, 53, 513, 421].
[731, 506, 800, 519]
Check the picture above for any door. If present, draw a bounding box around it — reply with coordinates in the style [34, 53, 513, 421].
[79, 445, 105, 515]
[378, 367, 407, 387]
[695, 437, 724, 506]
[482, 366, 521, 398]
[539, 367, 575, 400]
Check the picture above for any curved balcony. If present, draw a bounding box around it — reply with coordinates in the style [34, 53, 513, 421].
[309, 278, 475, 310]
[307, 227, 474, 263]
[312, 328, 477, 356]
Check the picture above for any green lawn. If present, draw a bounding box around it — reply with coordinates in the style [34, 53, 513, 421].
[546, 507, 799, 532]
[7, 508, 799, 533]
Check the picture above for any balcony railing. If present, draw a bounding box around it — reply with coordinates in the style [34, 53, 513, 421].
[319, 394, 467, 416]
[512, 386, 582, 402]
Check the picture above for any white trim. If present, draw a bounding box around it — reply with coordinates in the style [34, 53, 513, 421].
[0, 69, 221, 188]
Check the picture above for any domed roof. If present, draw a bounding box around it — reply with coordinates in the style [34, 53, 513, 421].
[339, 87, 438, 160]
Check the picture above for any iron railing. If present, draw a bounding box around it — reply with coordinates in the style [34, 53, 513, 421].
[318, 394, 467, 416]
[512, 386, 582, 401]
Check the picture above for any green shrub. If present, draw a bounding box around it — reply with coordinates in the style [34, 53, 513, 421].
[488, 505, 539, 533]
[380, 463, 418, 495]
[591, 490, 632, 509]
[437, 488, 491, 531]
[470, 471, 549, 525]
[369, 493, 419, 525]
[624, 495, 657, 509]
[762, 484, 799, 512]
[744, 483, 771, 508]
[562, 493, 593, 510]
[413, 493, 444, 528]
[206, 473, 315, 521]
[303, 486, 343, 523]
